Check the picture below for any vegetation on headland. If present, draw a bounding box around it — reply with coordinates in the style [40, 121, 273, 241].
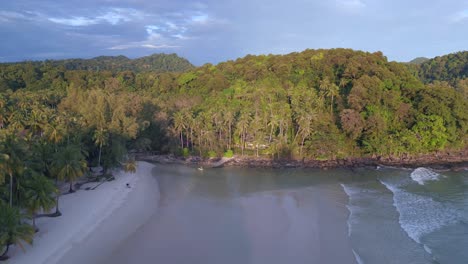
[0, 49, 467, 259]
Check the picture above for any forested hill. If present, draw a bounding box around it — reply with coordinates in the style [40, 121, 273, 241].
[1, 53, 193, 73]
[0, 48, 467, 164]
[408, 57, 429, 65]
[417, 51, 468, 84]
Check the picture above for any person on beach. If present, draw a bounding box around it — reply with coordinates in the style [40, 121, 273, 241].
[126, 183, 131, 188]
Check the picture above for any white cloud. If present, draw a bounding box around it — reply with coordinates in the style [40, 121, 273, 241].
[191, 14, 209, 23]
[49, 16, 98, 26]
[142, 44, 180, 49]
[0, 11, 27, 22]
[108, 43, 180, 50]
[172, 34, 189, 39]
[450, 9, 468, 23]
[336, 0, 366, 10]
[48, 8, 144, 26]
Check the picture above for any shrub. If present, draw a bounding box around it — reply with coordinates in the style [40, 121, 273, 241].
[207, 150, 217, 158]
[223, 149, 234, 158]
[182, 148, 190, 158]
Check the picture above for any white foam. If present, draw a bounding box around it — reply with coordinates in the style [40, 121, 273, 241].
[410, 167, 444, 185]
[352, 249, 365, 264]
[341, 184, 366, 264]
[380, 179, 460, 252]
[340, 183, 372, 238]
[423, 244, 432, 254]
[341, 184, 354, 237]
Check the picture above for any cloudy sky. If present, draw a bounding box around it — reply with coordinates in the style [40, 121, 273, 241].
[0, 0, 467, 65]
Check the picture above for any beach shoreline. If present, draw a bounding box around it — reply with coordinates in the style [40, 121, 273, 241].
[7, 161, 158, 264]
[138, 148, 468, 170]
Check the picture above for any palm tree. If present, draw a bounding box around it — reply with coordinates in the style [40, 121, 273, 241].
[0, 135, 27, 207]
[45, 118, 65, 147]
[223, 110, 234, 150]
[22, 171, 58, 231]
[28, 109, 47, 137]
[93, 127, 108, 168]
[44, 118, 65, 216]
[295, 110, 317, 157]
[52, 144, 87, 193]
[0, 202, 35, 260]
[172, 111, 186, 150]
[236, 112, 251, 156]
[320, 78, 340, 116]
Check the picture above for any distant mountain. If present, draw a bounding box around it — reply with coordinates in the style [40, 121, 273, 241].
[407, 57, 429, 65]
[3, 53, 194, 73]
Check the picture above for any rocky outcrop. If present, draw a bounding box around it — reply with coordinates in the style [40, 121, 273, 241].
[136, 148, 468, 170]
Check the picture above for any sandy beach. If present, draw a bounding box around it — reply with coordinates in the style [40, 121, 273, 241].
[7, 162, 159, 264]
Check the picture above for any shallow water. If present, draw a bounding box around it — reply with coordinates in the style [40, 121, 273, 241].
[343, 166, 468, 264]
[103, 164, 467, 264]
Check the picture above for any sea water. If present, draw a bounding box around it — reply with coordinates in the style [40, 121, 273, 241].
[103, 164, 467, 264]
[343, 166, 468, 264]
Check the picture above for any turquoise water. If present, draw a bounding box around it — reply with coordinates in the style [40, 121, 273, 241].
[104, 164, 468, 264]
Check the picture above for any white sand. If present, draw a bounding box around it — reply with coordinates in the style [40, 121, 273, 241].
[7, 161, 158, 264]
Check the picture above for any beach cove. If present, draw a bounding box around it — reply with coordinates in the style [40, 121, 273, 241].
[8, 162, 468, 264]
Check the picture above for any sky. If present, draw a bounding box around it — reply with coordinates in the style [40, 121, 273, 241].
[0, 0, 467, 65]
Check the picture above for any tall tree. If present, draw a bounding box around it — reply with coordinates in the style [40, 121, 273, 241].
[52, 144, 87, 193]
[0, 202, 34, 260]
[93, 127, 108, 168]
[0, 135, 28, 207]
[22, 171, 57, 231]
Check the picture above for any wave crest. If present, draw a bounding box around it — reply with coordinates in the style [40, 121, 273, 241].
[410, 167, 443, 185]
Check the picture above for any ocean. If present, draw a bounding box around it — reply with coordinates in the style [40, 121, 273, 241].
[342, 166, 468, 264]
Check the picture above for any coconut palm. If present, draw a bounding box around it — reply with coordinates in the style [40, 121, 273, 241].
[0, 202, 34, 260]
[295, 110, 318, 157]
[93, 127, 108, 168]
[172, 111, 186, 150]
[45, 118, 65, 147]
[22, 171, 58, 231]
[320, 78, 340, 115]
[0, 135, 28, 207]
[52, 144, 87, 193]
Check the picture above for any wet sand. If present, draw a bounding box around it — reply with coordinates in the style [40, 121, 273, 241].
[101, 165, 357, 264]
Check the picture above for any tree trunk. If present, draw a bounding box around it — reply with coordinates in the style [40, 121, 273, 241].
[180, 132, 183, 150]
[228, 123, 232, 150]
[55, 195, 61, 215]
[32, 215, 39, 232]
[241, 131, 245, 156]
[9, 173, 13, 207]
[0, 244, 10, 260]
[54, 178, 62, 216]
[330, 96, 334, 116]
[300, 136, 306, 158]
[98, 143, 102, 167]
